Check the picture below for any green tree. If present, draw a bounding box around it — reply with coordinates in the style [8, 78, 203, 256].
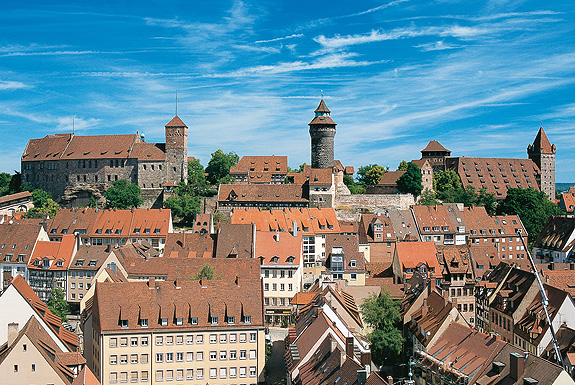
[104, 180, 142, 209]
[417, 189, 439, 205]
[164, 190, 201, 225]
[205, 150, 239, 185]
[433, 170, 463, 196]
[0, 172, 12, 196]
[396, 162, 423, 196]
[397, 160, 409, 171]
[360, 291, 404, 366]
[343, 174, 365, 194]
[287, 163, 307, 173]
[477, 188, 497, 215]
[364, 165, 387, 186]
[26, 189, 59, 219]
[47, 287, 69, 323]
[356, 164, 380, 186]
[191, 264, 215, 280]
[498, 188, 564, 244]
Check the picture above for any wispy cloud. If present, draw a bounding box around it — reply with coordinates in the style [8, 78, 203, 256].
[415, 40, 463, 52]
[56, 116, 100, 132]
[0, 80, 30, 90]
[255, 34, 303, 44]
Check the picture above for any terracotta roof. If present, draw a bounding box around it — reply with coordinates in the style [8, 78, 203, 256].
[560, 192, 575, 213]
[410, 289, 458, 347]
[534, 215, 575, 252]
[528, 127, 555, 154]
[215, 223, 254, 259]
[93, 259, 263, 332]
[231, 207, 341, 235]
[290, 292, 317, 306]
[469, 244, 501, 277]
[309, 168, 333, 185]
[218, 184, 308, 203]
[412, 205, 455, 234]
[0, 317, 76, 384]
[387, 209, 420, 242]
[422, 322, 506, 384]
[164, 232, 215, 259]
[0, 219, 44, 265]
[489, 264, 536, 317]
[325, 234, 366, 273]
[28, 234, 76, 271]
[377, 171, 405, 186]
[230, 155, 288, 176]
[256, 231, 302, 266]
[410, 159, 431, 169]
[72, 367, 101, 385]
[544, 270, 575, 298]
[48, 208, 171, 239]
[395, 242, 439, 278]
[435, 244, 474, 277]
[344, 166, 355, 175]
[314, 99, 331, 113]
[129, 142, 165, 161]
[165, 115, 187, 127]
[446, 157, 541, 199]
[461, 206, 527, 240]
[309, 116, 336, 126]
[338, 220, 358, 234]
[0, 191, 32, 205]
[421, 140, 450, 153]
[9, 275, 79, 351]
[69, 245, 113, 271]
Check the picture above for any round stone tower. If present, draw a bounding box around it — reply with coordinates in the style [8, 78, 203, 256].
[309, 99, 336, 169]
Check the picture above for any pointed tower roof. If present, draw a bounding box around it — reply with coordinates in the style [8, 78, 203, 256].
[421, 140, 450, 153]
[165, 115, 187, 128]
[314, 99, 331, 114]
[529, 127, 555, 154]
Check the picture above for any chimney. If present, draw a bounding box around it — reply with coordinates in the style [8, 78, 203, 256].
[235, 275, 240, 286]
[105, 244, 111, 253]
[549, 262, 554, 270]
[429, 276, 436, 295]
[510, 352, 525, 380]
[148, 278, 155, 289]
[174, 277, 182, 289]
[293, 220, 298, 237]
[360, 352, 371, 366]
[330, 337, 338, 353]
[357, 370, 367, 385]
[200, 277, 207, 288]
[8, 323, 18, 346]
[345, 336, 354, 358]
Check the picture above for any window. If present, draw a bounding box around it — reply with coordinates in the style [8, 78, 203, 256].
[197, 351, 204, 361]
[110, 372, 118, 384]
[155, 370, 163, 382]
[220, 334, 227, 343]
[31, 364, 35, 372]
[122, 373, 130, 385]
[220, 367, 227, 379]
[230, 350, 237, 359]
[176, 317, 183, 325]
[186, 369, 193, 380]
[210, 368, 217, 379]
[141, 371, 148, 382]
[250, 332, 256, 342]
[240, 333, 247, 343]
[230, 367, 237, 378]
[210, 316, 218, 325]
[186, 352, 194, 362]
[141, 337, 148, 346]
[131, 371, 138, 383]
[120, 337, 127, 346]
[141, 354, 148, 364]
[240, 350, 247, 359]
[351, 273, 357, 281]
[227, 316, 235, 324]
[176, 335, 183, 344]
[156, 353, 163, 363]
[120, 355, 128, 365]
[250, 350, 256, 359]
[176, 369, 183, 381]
[191, 317, 198, 325]
[166, 352, 173, 362]
[176, 352, 183, 362]
[160, 318, 168, 326]
[264, 283, 269, 291]
[210, 351, 217, 360]
[140, 318, 148, 328]
[156, 336, 163, 345]
[131, 337, 138, 347]
[196, 334, 203, 344]
[288, 283, 293, 291]
[244, 316, 252, 324]
[186, 334, 193, 344]
[240, 367, 247, 378]
[110, 338, 117, 348]
[196, 368, 203, 379]
[250, 366, 257, 377]
[111, 355, 118, 365]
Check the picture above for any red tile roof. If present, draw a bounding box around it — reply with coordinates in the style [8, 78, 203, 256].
[230, 156, 288, 175]
[0, 191, 32, 205]
[164, 232, 215, 258]
[9, 275, 79, 351]
[218, 184, 308, 203]
[232, 207, 340, 235]
[421, 140, 450, 153]
[560, 192, 575, 213]
[93, 259, 263, 332]
[529, 127, 555, 154]
[309, 168, 333, 185]
[412, 205, 454, 234]
[28, 234, 76, 271]
[309, 116, 336, 126]
[377, 171, 405, 186]
[0, 219, 45, 265]
[395, 242, 439, 278]
[71, 367, 101, 385]
[129, 142, 166, 161]
[256, 231, 302, 266]
[165, 115, 187, 127]
[315, 99, 331, 113]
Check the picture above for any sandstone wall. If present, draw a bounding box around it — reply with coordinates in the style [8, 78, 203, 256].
[334, 193, 415, 221]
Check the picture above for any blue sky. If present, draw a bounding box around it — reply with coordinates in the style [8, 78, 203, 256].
[1, 0, 574, 182]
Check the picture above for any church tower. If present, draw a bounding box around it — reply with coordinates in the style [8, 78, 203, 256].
[309, 99, 336, 169]
[165, 115, 188, 184]
[527, 127, 555, 201]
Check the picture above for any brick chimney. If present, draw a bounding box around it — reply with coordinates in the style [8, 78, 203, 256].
[8, 323, 18, 346]
[510, 352, 525, 380]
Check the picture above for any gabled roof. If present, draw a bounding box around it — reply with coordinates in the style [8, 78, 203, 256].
[0, 219, 45, 265]
[410, 290, 459, 347]
[0, 191, 32, 205]
[325, 234, 365, 273]
[0, 317, 76, 385]
[377, 171, 405, 186]
[528, 127, 555, 154]
[256, 231, 302, 266]
[28, 234, 76, 271]
[8, 275, 79, 351]
[215, 223, 254, 259]
[315, 99, 331, 113]
[230, 155, 288, 176]
[165, 115, 187, 127]
[72, 366, 101, 385]
[309, 168, 333, 185]
[534, 215, 575, 252]
[421, 140, 450, 153]
[218, 184, 308, 203]
[69, 245, 112, 271]
[412, 205, 455, 234]
[164, 232, 215, 259]
[395, 242, 439, 275]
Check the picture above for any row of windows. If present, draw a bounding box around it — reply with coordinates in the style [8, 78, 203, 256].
[109, 366, 257, 383]
[110, 333, 257, 348]
[264, 297, 291, 306]
[118, 315, 252, 329]
[263, 270, 294, 278]
[70, 282, 90, 290]
[110, 349, 256, 365]
[263, 283, 293, 291]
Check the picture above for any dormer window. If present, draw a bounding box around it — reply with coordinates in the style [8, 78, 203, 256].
[134, 228, 140, 234]
[154, 229, 161, 234]
[115, 229, 121, 234]
[56, 261, 63, 267]
[350, 260, 357, 268]
[271, 256, 279, 264]
[89, 260, 97, 266]
[105, 229, 112, 234]
[140, 319, 148, 328]
[120, 319, 128, 328]
[96, 229, 102, 234]
[287, 256, 295, 264]
[243, 316, 251, 324]
[161, 318, 168, 326]
[144, 229, 150, 234]
[191, 317, 198, 325]
[76, 259, 84, 266]
[227, 316, 235, 325]
[210, 317, 218, 325]
[423, 227, 430, 232]
[176, 318, 183, 326]
[61, 229, 68, 235]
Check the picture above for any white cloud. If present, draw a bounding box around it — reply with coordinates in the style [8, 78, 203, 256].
[56, 116, 100, 132]
[415, 40, 462, 51]
[255, 34, 303, 44]
[0, 80, 30, 90]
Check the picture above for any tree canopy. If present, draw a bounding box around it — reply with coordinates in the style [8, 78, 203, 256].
[360, 290, 404, 367]
[396, 160, 410, 171]
[47, 287, 70, 323]
[104, 179, 142, 209]
[364, 165, 387, 186]
[432, 170, 497, 214]
[357, 164, 385, 186]
[417, 189, 439, 205]
[433, 169, 463, 194]
[343, 174, 365, 194]
[396, 162, 423, 196]
[205, 149, 239, 185]
[498, 188, 564, 244]
[25, 189, 59, 219]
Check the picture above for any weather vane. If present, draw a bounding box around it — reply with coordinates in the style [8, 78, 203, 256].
[320, 90, 324, 99]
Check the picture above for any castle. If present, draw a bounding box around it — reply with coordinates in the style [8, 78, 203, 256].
[21, 116, 188, 208]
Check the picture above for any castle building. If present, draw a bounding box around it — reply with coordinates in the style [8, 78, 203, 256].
[528, 127, 556, 201]
[21, 116, 188, 208]
[309, 99, 336, 169]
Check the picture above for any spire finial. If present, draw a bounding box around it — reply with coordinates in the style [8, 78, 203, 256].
[320, 90, 324, 99]
[176, 90, 178, 116]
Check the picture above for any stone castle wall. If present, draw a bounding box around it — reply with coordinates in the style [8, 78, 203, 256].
[310, 127, 335, 169]
[334, 193, 415, 221]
